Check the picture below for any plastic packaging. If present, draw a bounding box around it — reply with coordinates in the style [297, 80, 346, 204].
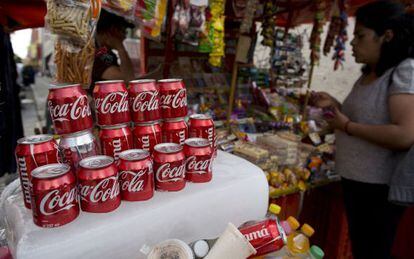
[306, 245, 325, 259]
[135, 0, 168, 39]
[54, 38, 95, 86]
[102, 0, 136, 19]
[45, 0, 101, 45]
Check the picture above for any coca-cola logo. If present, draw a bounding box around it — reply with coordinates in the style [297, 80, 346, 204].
[48, 95, 91, 122]
[186, 156, 212, 174]
[39, 188, 78, 216]
[79, 176, 120, 203]
[132, 91, 159, 113]
[95, 92, 129, 115]
[120, 166, 152, 192]
[244, 228, 271, 242]
[156, 162, 185, 182]
[17, 157, 31, 205]
[160, 88, 187, 109]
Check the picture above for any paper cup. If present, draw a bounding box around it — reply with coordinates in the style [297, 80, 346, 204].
[205, 223, 256, 259]
[147, 239, 194, 259]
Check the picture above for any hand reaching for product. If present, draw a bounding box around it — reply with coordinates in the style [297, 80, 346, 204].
[310, 91, 341, 109]
[324, 106, 350, 132]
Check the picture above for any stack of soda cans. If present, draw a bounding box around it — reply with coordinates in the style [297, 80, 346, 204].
[14, 79, 216, 228]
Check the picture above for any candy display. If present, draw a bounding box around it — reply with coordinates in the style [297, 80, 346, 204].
[323, 1, 341, 56]
[309, 0, 326, 65]
[208, 0, 225, 67]
[135, 0, 168, 38]
[103, 0, 136, 17]
[261, 0, 277, 47]
[333, 0, 348, 70]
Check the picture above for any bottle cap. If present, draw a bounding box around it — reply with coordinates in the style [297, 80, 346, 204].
[301, 224, 315, 237]
[286, 216, 300, 230]
[310, 245, 324, 259]
[268, 204, 281, 215]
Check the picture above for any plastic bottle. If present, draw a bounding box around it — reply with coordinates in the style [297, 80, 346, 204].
[286, 223, 315, 256]
[305, 245, 324, 259]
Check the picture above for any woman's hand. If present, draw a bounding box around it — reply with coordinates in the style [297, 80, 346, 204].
[311, 91, 341, 109]
[325, 107, 350, 131]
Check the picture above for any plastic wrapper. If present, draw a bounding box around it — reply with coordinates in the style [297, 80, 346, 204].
[45, 0, 101, 45]
[135, 0, 167, 39]
[102, 0, 136, 18]
[54, 38, 95, 86]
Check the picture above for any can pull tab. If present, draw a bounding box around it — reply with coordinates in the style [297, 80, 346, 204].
[90, 0, 101, 19]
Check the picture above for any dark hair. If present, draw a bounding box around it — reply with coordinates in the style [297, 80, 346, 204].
[96, 10, 134, 34]
[356, 0, 414, 75]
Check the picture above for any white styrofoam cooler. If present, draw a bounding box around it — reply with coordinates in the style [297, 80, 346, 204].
[0, 151, 268, 259]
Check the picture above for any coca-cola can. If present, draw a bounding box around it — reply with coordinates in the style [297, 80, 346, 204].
[129, 79, 161, 123]
[239, 218, 287, 256]
[118, 149, 154, 201]
[153, 143, 186, 192]
[133, 121, 162, 153]
[47, 83, 93, 135]
[59, 129, 100, 170]
[78, 156, 121, 213]
[184, 138, 213, 183]
[99, 123, 133, 161]
[189, 114, 216, 150]
[94, 80, 131, 126]
[30, 163, 79, 228]
[15, 135, 60, 209]
[162, 117, 188, 146]
[158, 79, 187, 119]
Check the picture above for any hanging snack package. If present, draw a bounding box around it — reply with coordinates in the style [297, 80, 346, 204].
[46, 0, 101, 87]
[135, 0, 167, 39]
[45, 0, 101, 45]
[102, 0, 136, 20]
[54, 38, 95, 86]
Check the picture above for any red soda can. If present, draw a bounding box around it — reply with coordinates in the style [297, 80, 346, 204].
[30, 163, 79, 228]
[239, 219, 287, 256]
[118, 149, 154, 201]
[129, 79, 161, 123]
[162, 118, 188, 146]
[59, 129, 100, 170]
[184, 138, 213, 183]
[153, 143, 186, 192]
[78, 156, 121, 213]
[93, 80, 130, 126]
[133, 121, 162, 153]
[99, 123, 133, 161]
[47, 83, 93, 135]
[158, 79, 187, 119]
[189, 114, 216, 150]
[15, 135, 60, 209]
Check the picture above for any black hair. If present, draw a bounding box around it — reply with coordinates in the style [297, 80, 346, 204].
[355, 0, 414, 75]
[96, 9, 134, 34]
